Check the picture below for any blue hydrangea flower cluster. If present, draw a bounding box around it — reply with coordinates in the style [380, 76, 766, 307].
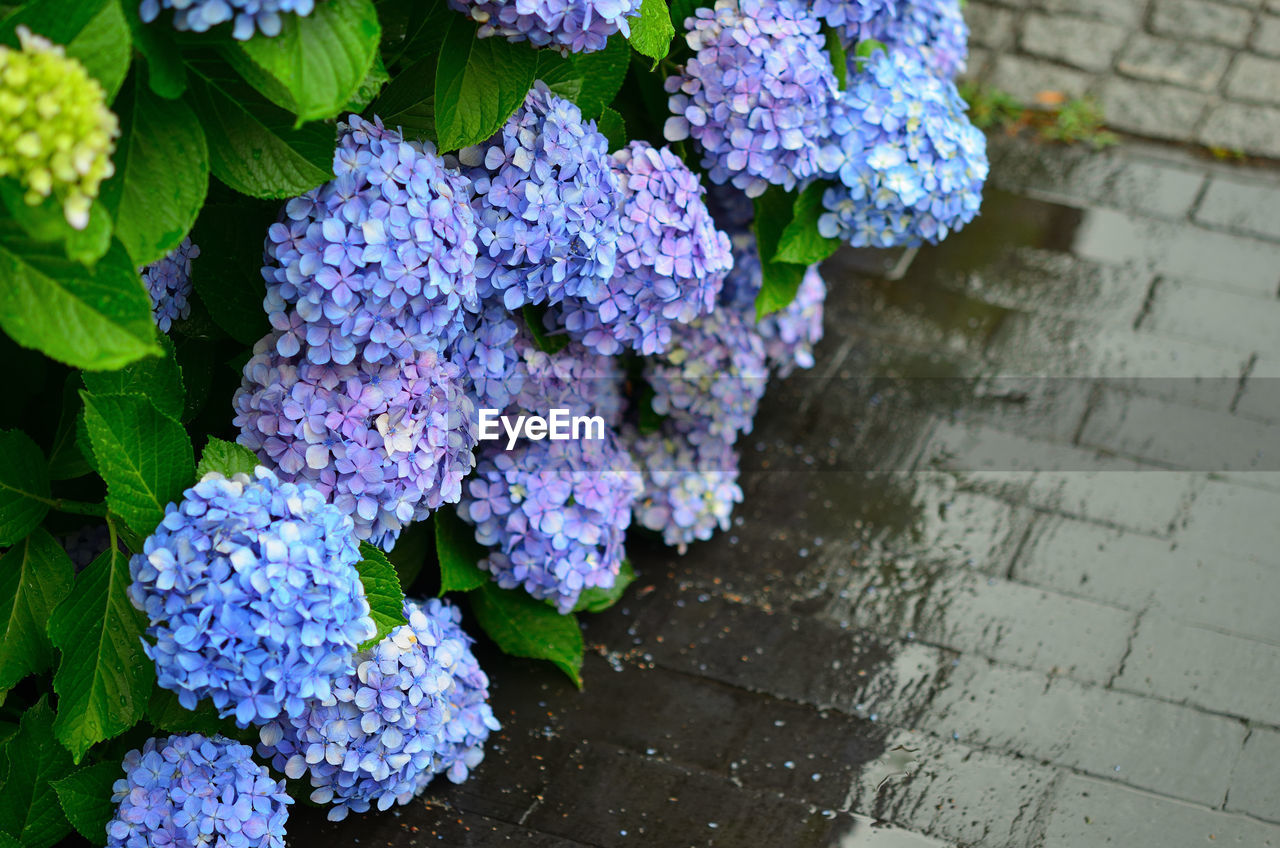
[557, 141, 733, 356]
[720, 232, 827, 377]
[129, 467, 376, 727]
[448, 299, 526, 411]
[447, 0, 643, 54]
[645, 308, 768, 444]
[626, 425, 744, 553]
[818, 49, 987, 247]
[142, 237, 199, 333]
[234, 335, 478, 551]
[108, 734, 291, 848]
[869, 0, 968, 79]
[810, 0, 895, 41]
[509, 331, 628, 427]
[453, 84, 620, 310]
[263, 115, 479, 368]
[459, 434, 642, 612]
[257, 598, 498, 821]
[139, 0, 314, 39]
[664, 0, 845, 197]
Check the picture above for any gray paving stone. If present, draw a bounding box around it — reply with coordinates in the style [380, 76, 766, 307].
[852, 729, 1058, 848]
[1021, 13, 1128, 72]
[923, 656, 1247, 804]
[1150, 0, 1256, 46]
[1225, 53, 1280, 104]
[1176, 478, 1280, 561]
[1144, 276, 1280, 355]
[1194, 173, 1280, 241]
[913, 570, 1136, 683]
[1033, 0, 1146, 24]
[1237, 358, 1280, 423]
[1096, 78, 1212, 140]
[966, 1, 1018, 49]
[1079, 387, 1280, 470]
[987, 54, 1092, 101]
[1200, 101, 1280, 158]
[1116, 34, 1232, 91]
[1254, 14, 1280, 56]
[1022, 471, 1202, 536]
[918, 420, 1143, 472]
[1016, 515, 1280, 642]
[1116, 612, 1280, 722]
[1043, 774, 1280, 847]
[1227, 726, 1280, 822]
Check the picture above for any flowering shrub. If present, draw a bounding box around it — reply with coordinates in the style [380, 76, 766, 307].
[0, 0, 983, 841]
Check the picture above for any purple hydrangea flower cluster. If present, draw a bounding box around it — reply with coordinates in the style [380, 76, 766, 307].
[448, 299, 525, 411]
[664, 0, 845, 197]
[142, 237, 198, 333]
[108, 734, 291, 848]
[558, 141, 733, 356]
[644, 308, 769, 444]
[453, 84, 620, 310]
[869, 0, 968, 79]
[447, 0, 643, 54]
[459, 435, 642, 612]
[810, 0, 896, 41]
[819, 49, 987, 247]
[263, 115, 479, 368]
[626, 425, 744, 553]
[234, 336, 478, 551]
[720, 232, 827, 377]
[511, 332, 628, 427]
[139, 0, 314, 39]
[129, 467, 376, 727]
[257, 598, 498, 821]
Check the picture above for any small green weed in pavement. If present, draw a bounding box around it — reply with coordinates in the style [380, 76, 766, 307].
[960, 82, 1119, 150]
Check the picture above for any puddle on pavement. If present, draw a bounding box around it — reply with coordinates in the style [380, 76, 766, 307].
[828, 813, 946, 847]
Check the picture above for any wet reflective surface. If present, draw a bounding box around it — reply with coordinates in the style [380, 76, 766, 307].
[288, 135, 1280, 846]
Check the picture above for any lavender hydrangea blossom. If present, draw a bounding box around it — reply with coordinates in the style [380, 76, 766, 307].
[108, 734, 291, 848]
[869, 0, 968, 78]
[257, 598, 498, 822]
[627, 425, 744, 553]
[139, 0, 315, 39]
[129, 468, 376, 727]
[810, 0, 896, 42]
[819, 49, 987, 247]
[557, 142, 733, 356]
[664, 0, 846, 197]
[448, 299, 526, 411]
[720, 232, 826, 377]
[234, 334, 478, 550]
[453, 84, 620, 310]
[645, 308, 769, 444]
[142, 237, 199, 332]
[508, 331, 628, 427]
[447, 0, 643, 54]
[459, 434, 642, 613]
[263, 115, 479, 367]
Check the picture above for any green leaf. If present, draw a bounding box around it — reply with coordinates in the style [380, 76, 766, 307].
[752, 187, 808, 318]
[537, 36, 631, 120]
[99, 75, 210, 268]
[184, 57, 333, 199]
[627, 0, 674, 64]
[187, 198, 277, 344]
[597, 106, 627, 151]
[824, 25, 847, 90]
[572, 560, 635, 613]
[378, 0, 451, 67]
[0, 530, 74, 691]
[0, 430, 51, 546]
[345, 51, 389, 111]
[228, 0, 381, 124]
[853, 38, 886, 72]
[0, 229, 161, 371]
[667, 0, 708, 28]
[80, 392, 195, 540]
[433, 508, 488, 594]
[0, 698, 73, 848]
[49, 375, 92, 480]
[146, 687, 225, 736]
[356, 542, 408, 650]
[774, 181, 841, 266]
[82, 333, 186, 422]
[51, 762, 119, 842]
[366, 52, 436, 142]
[0, 181, 113, 266]
[755, 259, 806, 319]
[470, 583, 583, 687]
[0, 0, 131, 99]
[49, 548, 154, 763]
[195, 437, 259, 479]
[385, 520, 432, 592]
[521, 303, 569, 354]
[433, 16, 538, 152]
[126, 5, 187, 98]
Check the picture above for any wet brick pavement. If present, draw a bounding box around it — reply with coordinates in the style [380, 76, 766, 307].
[282, 132, 1280, 847]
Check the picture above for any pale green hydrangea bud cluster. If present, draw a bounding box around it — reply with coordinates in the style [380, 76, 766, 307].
[0, 28, 118, 229]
